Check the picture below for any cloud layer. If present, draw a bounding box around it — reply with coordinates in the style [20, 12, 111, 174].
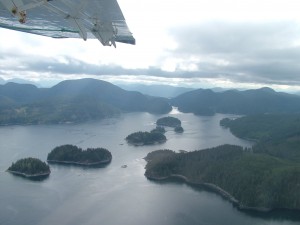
[166, 21, 300, 85]
[1, 20, 300, 89]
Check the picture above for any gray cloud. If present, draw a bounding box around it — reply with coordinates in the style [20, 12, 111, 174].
[169, 21, 300, 54]
[1, 20, 300, 87]
[0, 49, 213, 78]
[167, 21, 300, 85]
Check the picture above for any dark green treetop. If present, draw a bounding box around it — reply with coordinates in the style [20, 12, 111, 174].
[47, 144, 112, 163]
[126, 131, 166, 145]
[156, 116, 181, 127]
[8, 157, 50, 175]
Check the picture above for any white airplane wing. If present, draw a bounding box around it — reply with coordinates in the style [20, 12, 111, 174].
[0, 0, 135, 47]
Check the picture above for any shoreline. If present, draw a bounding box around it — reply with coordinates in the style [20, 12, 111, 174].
[0, 115, 120, 127]
[47, 158, 112, 166]
[126, 139, 166, 146]
[7, 170, 50, 179]
[145, 173, 276, 213]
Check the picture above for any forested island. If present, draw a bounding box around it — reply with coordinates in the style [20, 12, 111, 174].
[47, 145, 112, 166]
[174, 126, 184, 133]
[126, 131, 166, 146]
[151, 126, 166, 134]
[156, 116, 184, 133]
[156, 116, 181, 127]
[7, 157, 50, 180]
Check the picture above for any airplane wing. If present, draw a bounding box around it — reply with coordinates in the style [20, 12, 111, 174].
[0, 0, 135, 47]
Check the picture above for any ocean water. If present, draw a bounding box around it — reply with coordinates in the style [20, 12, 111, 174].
[0, 111, 298, 225]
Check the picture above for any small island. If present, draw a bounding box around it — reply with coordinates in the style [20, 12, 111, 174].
[174, 126, 184, 133]
[156, 116, 184, 133]
[126, 131, 166, 146]
[47, 144, 112, 166]
[7, 157, 50, 180]
[156, 116, 181, 127]
[151, 126, 166, 134]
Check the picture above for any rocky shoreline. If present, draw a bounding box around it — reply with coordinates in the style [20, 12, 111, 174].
[127, 140, 166, 146]
[7, 170, 50, 180]
[47, 158, 112, 167]
[145, 173, 274, 213]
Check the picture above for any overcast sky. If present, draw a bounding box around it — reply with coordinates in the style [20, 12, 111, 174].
[1, 0, 300, 91]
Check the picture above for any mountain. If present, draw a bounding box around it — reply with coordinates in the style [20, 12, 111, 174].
[118, 84, 195, 98]
[47, 79, 172, 113]
[171, 87, 300, 115]
[0, 77, 41, 86]
[210, 87, 236, 92]
[0, 82, 44, 104]
[0, 79, 171, 125]
[7, 78, 41, 87]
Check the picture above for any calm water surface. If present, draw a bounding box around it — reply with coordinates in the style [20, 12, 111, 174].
[0, 111, 299, 225]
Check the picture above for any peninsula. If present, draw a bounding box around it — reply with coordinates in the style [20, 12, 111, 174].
[144, 144, 300, 212]
[7, 157, 50, 180]
[47, 144, 112, 166]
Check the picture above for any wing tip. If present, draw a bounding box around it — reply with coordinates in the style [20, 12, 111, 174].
[116, 37, 136, 45]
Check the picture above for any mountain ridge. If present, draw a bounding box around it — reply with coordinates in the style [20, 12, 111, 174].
[0, 78, 172, 125]
[171, 87, 300, 115]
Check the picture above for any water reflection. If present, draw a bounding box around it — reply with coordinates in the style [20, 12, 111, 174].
[149, 177, 300, 222]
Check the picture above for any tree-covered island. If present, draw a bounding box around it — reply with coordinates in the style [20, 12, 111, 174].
[174, 126, 184, 133]
[156, 116, 184, 133]
[126, 131, 166, 146]
[7, 157, 50, 180]
[156, 116, 181, 127]
[151, 126, 166, 134]
[47, 145, 112, 166]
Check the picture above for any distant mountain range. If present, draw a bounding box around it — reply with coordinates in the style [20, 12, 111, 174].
[171, 87, 300, 115]
[118, 83, 195, 98]
[0, 78, 41, 87]
[0, 79, 172, 125]
[2, 78, 300, 125]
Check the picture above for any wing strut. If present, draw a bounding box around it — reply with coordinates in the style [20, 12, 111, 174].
[0, 0, 50, 23]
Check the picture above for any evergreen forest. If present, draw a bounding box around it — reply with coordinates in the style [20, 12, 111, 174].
[8, 157, 50, 176]
[145, 113, 300, 210]
[47, 144, 112, 165]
